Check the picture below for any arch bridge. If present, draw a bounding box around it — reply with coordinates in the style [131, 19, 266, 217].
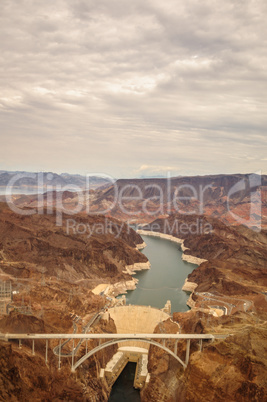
[0, 332, 228, 372]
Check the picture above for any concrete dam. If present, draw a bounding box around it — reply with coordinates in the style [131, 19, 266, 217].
[101, 304, 171, 389]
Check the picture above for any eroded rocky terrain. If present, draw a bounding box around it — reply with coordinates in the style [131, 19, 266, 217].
[142, 213, 267, 317]
[140, 213, 267, 401]
[0, 202, 147, 285]
[141, 313, 267, 402]
[0, 312, 117, 401]
[8, 173, 267, 228]
[0, 198, 266, 401]
[0, 202, 147, 401]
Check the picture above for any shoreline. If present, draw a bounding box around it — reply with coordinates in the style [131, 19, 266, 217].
[92, 278, 139, 300]
[92, 261, 151, 301]
[136, 241, 147, 250]
[123, 261, 151, 275]
[136, 229, 207, 309]
[137, 230, 184, 245]
[137, 229, 207, 266]
[109, 277, 139, 297]
[182, 278, 198, 292]
[93, 231, 207, 310]
[182, 254, 207, 265]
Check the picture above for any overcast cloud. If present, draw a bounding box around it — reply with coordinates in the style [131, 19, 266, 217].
[0, 0, 266, 178]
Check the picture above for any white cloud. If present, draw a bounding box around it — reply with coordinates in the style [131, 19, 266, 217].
[136, 165, 180, 173]
[0, 0, 266, 177]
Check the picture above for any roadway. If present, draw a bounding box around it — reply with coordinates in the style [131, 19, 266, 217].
[195, 292, 254, 314]
[0, 333, 228, 340]
[53, 309, 102, 357]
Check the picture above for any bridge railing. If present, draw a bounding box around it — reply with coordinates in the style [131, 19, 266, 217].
[1, 333, 220, 340]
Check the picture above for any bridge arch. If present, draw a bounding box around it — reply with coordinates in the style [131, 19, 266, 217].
[72, 338, 186, 371]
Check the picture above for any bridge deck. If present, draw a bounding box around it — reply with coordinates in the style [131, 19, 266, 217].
[0, 332, 229, 372]
[1, 333, 228, 340]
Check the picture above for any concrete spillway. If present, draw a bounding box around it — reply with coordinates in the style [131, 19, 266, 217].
[101, 305, 170, 388]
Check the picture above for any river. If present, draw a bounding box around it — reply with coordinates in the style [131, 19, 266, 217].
[109, 234, 196, 401]
[125, 234, 196, 312]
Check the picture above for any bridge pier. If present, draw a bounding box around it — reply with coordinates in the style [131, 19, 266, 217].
[32, 340, 35, 356]
[185, 340, 190, 365]
[45, 339, 48, 364]
[174, 340, 178, 355]
[58, 339, 61, 370]
[72, 339, 75, 371]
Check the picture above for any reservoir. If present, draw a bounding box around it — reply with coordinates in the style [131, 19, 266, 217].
[125, 234, 196, 313]
[109, 234, 196, 401]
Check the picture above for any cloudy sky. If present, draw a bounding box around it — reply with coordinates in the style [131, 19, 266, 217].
[0, 0, 266, 178]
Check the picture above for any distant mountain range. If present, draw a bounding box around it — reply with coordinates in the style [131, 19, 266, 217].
[0, 171, 112, 190]
[3, 171, 266, 229]
[89, 173, 267, 228]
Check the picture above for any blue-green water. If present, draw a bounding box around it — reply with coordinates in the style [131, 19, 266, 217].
[110, 234, 196, 401]
[124, 235, 196, 313]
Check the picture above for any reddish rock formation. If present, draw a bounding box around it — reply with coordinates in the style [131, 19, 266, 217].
[7, 173, 267, 227]
[0, 314, 117, 401]
[141, 312, 267, 401]
[0, 194, 267, 400]
[140, 213, 267, 400]
[0, 203, 147, 285]
[143, 213, 267, 316]
[0, 203, 149, 400]
[178, 326, 267, 402]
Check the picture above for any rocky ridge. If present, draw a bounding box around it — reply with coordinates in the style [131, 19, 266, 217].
[0, 203, 147, 286]
[5, 173, 267, 227]
[139, 213, 267, 400]
[0, 202, 267, 400]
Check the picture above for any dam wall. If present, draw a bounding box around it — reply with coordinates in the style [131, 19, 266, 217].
[102, 305, 171, 389]
[108, 305, 170, 349]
